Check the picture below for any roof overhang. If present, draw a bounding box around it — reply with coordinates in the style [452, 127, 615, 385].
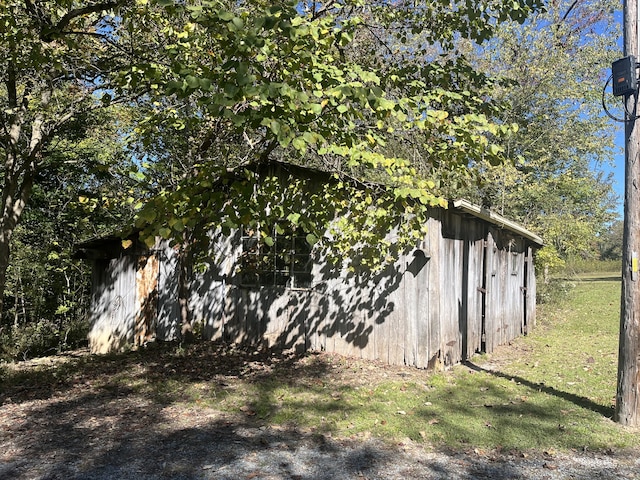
[451, 199, 544, 247]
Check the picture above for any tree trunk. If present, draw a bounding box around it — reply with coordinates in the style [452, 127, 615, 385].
[0, 56, 49, 320]
[0, 235, 10, 325]
[0, 168, 36, 323]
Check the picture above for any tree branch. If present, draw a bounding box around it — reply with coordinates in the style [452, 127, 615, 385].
[55, 2, 124, 32]
[30, 1, 127, 41]
[561, 0, 579, 22]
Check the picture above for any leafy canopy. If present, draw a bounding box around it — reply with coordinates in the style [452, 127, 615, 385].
[444, 0, 619, 263]
[122, 0, 542, 265]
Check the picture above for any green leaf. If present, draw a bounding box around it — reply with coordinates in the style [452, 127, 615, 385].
[287, 213, 301, 225]
[55, 305, 70, 315]
[143, 235, 156, 249]
[232, 17, 244, 29]
[269, 120, 281, 135]
[218, 10, 233, 21]
[292, 136, 306, 152]
[309, 104, 323, 115]
[185, 75, 199, 89]
[138, 208, 157, 223]
[306, 233, 318, 246]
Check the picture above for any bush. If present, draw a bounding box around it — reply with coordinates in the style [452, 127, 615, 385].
[564, 259, 621, 274]
[0, 317, 89, 362]
[536, 277, 574, 305]
[8, 320, 59, 361]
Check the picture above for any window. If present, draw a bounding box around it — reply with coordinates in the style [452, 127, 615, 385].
[509, 238, 520, 275]
[240, 226, 312, 288]
[511, 251, 519, 275]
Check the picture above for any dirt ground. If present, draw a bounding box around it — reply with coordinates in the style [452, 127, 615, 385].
[1, 344, 639, 479]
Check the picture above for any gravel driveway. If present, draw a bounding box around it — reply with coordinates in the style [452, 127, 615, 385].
[1, 394, 638, 480]
[1, 347, 639, 480]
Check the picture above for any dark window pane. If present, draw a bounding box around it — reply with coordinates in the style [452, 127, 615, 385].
[294, 273, 312, 288]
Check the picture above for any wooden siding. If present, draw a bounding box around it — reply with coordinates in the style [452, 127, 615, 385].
[483, 229, 529, 353]
[88, 256, 137, 354]
[524, 246, 536, 333]
[157, 245, 180, 341]
[181, 208, 536, 368]
[85, 206, 540, 368]
[134, 254, 159, 347]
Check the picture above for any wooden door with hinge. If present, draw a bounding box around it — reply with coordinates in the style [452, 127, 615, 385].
[135, 254, 159, 347]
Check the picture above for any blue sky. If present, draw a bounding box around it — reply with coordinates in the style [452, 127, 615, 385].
[611, 129, 625, 218]
[604, 7, 625, 219]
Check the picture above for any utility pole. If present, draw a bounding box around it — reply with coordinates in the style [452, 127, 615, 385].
[616, 0, 640, 426]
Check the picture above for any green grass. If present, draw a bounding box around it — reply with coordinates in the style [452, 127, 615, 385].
[202, 272, 637, 450]
[1, 272, 638, 453]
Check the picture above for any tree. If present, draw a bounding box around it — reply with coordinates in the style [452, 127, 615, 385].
[126, 0, 543, 267]
[0, 103, 136, 356]
[434, 0, 620, 264]
[599, 219, 624, 261]
[1, 0, 544, 325]
[0, 1, 155, 319]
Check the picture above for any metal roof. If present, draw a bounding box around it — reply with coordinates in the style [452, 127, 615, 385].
[452, 199, 544, 246]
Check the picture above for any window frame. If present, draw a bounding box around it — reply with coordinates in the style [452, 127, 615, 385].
[239, 226, 313, 289]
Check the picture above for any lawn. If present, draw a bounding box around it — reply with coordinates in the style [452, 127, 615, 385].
[1, 271, 638, 454]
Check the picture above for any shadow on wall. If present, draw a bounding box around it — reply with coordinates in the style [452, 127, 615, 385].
[190, 247, 409, 365]
[87, 252, 159, 354]
[87, 255, 135, 354]
[83, 205, 535, 369]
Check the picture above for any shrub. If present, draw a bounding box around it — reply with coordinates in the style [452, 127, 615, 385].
[0, 317, 89, 362]
[564, 258, 621, 274]
[536, 277, 574, 305]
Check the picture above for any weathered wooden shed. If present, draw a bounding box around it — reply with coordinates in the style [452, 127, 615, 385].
[76, 169, 543, 369]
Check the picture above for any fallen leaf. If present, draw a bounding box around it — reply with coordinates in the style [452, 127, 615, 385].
[239, 405, 256, 416]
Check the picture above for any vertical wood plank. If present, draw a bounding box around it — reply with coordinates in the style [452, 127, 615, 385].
[426, 213, 442, 368]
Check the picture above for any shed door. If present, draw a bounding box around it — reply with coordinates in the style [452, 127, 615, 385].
[135, 254, 159, 346]
[88, 255, 137, 354]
